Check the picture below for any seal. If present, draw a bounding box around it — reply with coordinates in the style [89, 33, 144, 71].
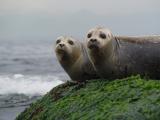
[55, 36, 99, 82]
[86, 26, 160, 79]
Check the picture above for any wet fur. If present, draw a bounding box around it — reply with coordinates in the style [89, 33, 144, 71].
[86, 27, 160, 79]
[55, 36, 99, 82]
[115, 36, 160, 79]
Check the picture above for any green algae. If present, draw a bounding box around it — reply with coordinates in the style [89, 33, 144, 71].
[16, 76, 160, 120]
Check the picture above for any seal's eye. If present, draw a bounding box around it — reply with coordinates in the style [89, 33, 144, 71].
[99, 33, 106, 39]
[87, 33, 92, 38]
[68, 40, 74, 45]
[56, 39, 61, 44]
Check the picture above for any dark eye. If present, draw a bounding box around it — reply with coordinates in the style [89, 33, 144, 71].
[56, 39, 61, 44]
[68, 40, 74, 45]
[87, 33, 92, 38]
[99, 33, 106, 39]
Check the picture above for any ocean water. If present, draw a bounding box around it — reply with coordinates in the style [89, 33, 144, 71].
[0, 40, 69, 120]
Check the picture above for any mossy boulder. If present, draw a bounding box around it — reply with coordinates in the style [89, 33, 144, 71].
[16, 76, 160, 120]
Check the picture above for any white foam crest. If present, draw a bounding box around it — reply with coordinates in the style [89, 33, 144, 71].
[0, 74, 64, 96]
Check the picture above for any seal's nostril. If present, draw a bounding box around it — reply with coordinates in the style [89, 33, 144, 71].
[90, 39, 97, 42]
[59, 43, 64, 47]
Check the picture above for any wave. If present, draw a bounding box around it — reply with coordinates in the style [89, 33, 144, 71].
[0, 74, 64, 96]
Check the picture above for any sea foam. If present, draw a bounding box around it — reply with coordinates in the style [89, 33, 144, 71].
[0, 74, 64, 96]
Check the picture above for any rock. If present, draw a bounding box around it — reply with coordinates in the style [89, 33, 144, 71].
[16, 76, 160, 120]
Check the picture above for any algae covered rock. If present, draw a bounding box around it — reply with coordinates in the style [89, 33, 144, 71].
[16, 76, 160, 120]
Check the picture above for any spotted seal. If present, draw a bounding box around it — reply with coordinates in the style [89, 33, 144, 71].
[86, 27, 160, 79]
[55, 36, 99, 82]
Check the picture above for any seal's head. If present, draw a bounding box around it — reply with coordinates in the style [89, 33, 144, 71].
[86, 27, 113, 51]
[55, 36, 81, 64]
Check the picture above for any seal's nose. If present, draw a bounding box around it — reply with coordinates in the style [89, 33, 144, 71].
[90, 39, 97, 43]
[59, 43, 65, 47]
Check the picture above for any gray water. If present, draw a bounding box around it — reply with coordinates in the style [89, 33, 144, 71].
[0, 40, 69, 120]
